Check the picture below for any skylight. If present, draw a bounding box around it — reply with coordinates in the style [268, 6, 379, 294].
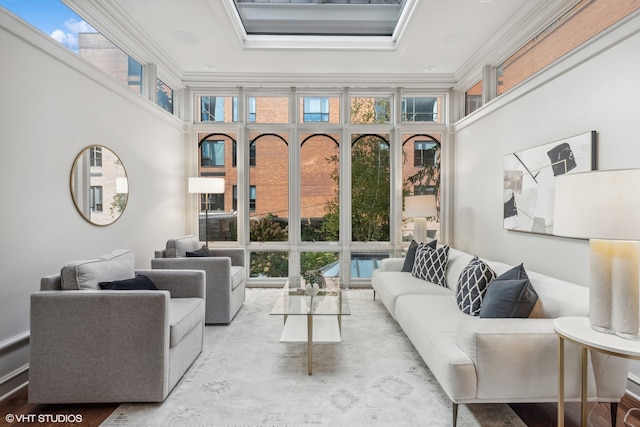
[229, 0, 413, 50]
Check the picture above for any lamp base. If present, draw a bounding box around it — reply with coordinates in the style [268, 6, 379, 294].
[590, 324, 613, 334]
[614, 330, 640, 340]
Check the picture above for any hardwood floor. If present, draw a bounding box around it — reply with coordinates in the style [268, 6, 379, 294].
[1, 384, 639, 426]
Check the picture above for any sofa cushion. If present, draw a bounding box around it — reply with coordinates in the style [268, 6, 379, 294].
[479, 266, 539, 318]
[169, 298, 205, 347]
[402, 239, 436, 272]
[412, 244, 449, 287]
[166, 236, 200, 258]
[99, 275, 158, 290]
[61, 250, 135, 290]
[186, 246, 213, 257]
[456, 256, 496, 316]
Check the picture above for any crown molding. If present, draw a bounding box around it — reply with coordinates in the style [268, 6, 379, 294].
[181, 72, 457, 90]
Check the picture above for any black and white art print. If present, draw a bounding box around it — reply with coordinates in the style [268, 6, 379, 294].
[503, 131, 596, 235]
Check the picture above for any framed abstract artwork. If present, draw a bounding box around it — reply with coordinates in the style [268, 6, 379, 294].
[503, 131, 596, 235]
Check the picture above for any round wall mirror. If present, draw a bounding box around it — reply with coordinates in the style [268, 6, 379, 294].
[70, 146, 129, 226]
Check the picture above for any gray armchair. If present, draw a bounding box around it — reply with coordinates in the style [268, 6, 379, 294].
[152, 236, 246, 324]
[29, 250, 205, 403]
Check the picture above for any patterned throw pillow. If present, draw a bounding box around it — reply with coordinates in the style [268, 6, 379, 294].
[456, 256, 496, 316]
[411, 244, 449, 287]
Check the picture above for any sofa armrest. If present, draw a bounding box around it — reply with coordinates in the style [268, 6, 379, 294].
[454, 317, 610, 400]
[29, 290, 171, 402]
[456, 317, 628, 401]
[380, 257, 405, 272]
[136, 269, 205, 299]
[206, 248, 245, 267]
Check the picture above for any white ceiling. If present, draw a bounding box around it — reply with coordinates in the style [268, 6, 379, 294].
[66, 0, 577, 88]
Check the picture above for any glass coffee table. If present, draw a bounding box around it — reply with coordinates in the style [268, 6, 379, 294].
[270, 278, 350, 375]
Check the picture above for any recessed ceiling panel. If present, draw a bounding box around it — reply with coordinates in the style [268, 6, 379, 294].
[233, 0, 405, 36]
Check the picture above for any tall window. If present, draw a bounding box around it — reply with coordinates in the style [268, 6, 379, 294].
[233, 185, 256, 211]
[249, 133, 289, 242]
[90, 186, 103, 212]
[300, 133, 340, 241]
[201, 141, 225, 167]
[402, 97, 438, 122]
[303, 97, 330, 122]
[249, 96, 289, 124]
[202, 194, 224, 211]
[201, 96, 225, 122]
[497, 0, 639, 95]
[402, 134, 441, 241]
[414, 141, 438, 167]
[78, 33, 143, 95]
[351, 134, 391, 242]
[90, 146, 102, 167]
[156, 79, 173, 113]
[351, 97, 391, 124]
[465, 81, 483, 115]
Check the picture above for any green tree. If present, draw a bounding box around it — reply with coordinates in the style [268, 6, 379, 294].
[249, 214, 289, 277]
[323, 135, 391, 242]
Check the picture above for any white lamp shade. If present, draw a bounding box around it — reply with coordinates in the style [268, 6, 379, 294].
[188, 177, 225, 194]
[404, 195, 437, 218]
[115, 177, 129, 194]
[554, 169, 640, 240]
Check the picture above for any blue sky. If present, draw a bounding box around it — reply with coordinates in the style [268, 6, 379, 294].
[0, 0, 95, 51]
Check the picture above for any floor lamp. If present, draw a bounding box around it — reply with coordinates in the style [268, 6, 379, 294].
[554, 169, 640, 338]
[404, 194, 437, 243]
[188, 177, 225, 247]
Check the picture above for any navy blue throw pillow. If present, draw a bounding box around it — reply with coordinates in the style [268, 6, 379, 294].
[402, 239, 437, 272]
[479, 264, 538, 318]
[186, 246, 213, 257]
[99, 275, 158, 290]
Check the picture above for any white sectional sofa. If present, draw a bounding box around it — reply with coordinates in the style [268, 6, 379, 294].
[371, 245, 629, 427]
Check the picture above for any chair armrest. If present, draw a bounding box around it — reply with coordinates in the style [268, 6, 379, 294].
[206, 248, 245, 266]
[136, 269, 205, 299]
[380, 258, 404, 272]
[152, 257, 232, 284]
[29, 290, 171, 402]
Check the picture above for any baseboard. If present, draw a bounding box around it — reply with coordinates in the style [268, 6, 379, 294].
[0, 365, 28, 402]
[626, 373, 640, 402]
[0, 331, 30, 402]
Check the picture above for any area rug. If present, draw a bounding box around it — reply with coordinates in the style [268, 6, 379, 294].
[101, 289, 526, 427]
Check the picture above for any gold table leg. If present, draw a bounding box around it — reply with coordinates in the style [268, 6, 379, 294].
[581, 347, 588, 427]
[558, 335, 565, 427]
[307, 313, 313, 375]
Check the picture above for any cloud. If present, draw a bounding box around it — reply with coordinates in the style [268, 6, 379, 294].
[51, 29, 77, 51]
[65, 18, 95, 34]
[50, 18, 95, 52]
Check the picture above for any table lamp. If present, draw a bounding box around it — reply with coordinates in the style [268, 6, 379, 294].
[188, 177, 225, 246]
[404, 194, 437, 243]
[554, 169, 640, 338]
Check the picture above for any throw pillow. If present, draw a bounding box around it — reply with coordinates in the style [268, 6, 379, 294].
[412, 244, 449, 287]
[186, 246, 213, 257]
[402, 239, 437, 272]
[456, 256, 496, 316]
[479, 264, 538, 318]
[61, 249, 135, 290]
[495, 263, 528, 281]
[99, 275, 158, 290]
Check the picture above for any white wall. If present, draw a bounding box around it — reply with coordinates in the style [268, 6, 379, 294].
[452, 14, 640, 392]
[0, 13, 187, 397]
